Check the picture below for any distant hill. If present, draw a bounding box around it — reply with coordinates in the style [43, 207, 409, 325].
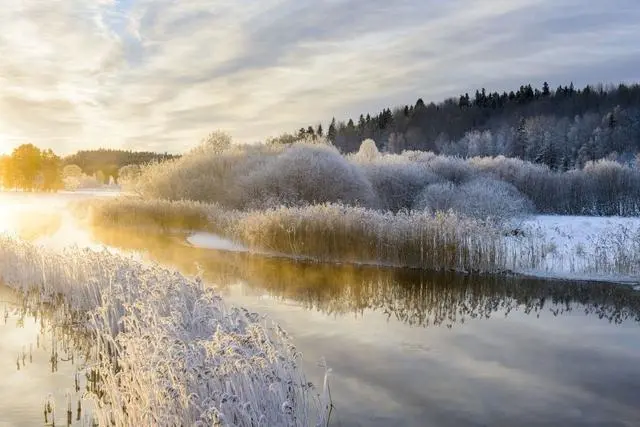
[64, 149, 178, 179]
[294, 82, 640, 170]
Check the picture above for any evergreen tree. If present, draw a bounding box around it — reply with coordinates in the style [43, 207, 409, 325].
[327, 118, 337, 143]
[307, 126, 315, 139]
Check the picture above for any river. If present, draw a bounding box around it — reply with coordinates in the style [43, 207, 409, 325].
[1, 192, 639, 426]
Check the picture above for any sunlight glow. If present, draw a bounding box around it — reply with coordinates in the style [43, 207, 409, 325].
[0, 138, 10, 155]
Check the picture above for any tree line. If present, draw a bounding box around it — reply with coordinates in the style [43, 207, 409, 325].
[286, 81, 640, 169]
[0, 145, 175, 191]
[64, 149, 177, 181]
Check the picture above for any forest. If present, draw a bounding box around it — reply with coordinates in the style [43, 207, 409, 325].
[288, 82, 640, 170]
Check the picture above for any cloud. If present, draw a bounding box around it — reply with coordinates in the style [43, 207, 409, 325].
[0, 0, 639, 154]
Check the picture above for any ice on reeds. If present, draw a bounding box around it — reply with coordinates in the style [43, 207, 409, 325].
[0, 235, 329, 426]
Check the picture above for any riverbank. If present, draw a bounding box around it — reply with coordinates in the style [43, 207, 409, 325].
[77, 197, 640, 284]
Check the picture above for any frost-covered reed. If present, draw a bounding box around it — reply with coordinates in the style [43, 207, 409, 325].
[235, 204, 519, 273]
[77, 196, 640, 278]
[78, 198, 535, 273]
[0, 236, 329, 426]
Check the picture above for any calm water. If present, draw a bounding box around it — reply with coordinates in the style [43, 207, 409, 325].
[1, 192, 640, 426]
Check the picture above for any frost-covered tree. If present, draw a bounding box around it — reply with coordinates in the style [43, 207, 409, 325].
[387, 132, 406, 154]
[354, 139, 380, 162]
[194, 131, 232, 155]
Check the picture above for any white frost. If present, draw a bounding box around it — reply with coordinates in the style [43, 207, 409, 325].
[507, 215, 640, 283]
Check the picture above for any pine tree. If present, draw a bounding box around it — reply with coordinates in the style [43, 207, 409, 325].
[542, 81, 550, 97]
[327, 118, 337, 143]
[512, 117, 527, 158]
[358, 114, 366, 136]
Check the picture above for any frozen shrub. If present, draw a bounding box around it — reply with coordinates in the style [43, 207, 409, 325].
[353, 139, 381, 162]
[455, 178, 534, 220]
[134, 143, 282, 207]
[128, 133, 640, 216]
[134, 136, 378, 209]
[359, 158, 442, 211]
[413, 182, 457, 213]
[192, 130, 233, 155]
[414, 178, 534, 220]
[238, 143, 380, 209]
[425, 156, 475, 184]
[118, 164, 141, 189]
[401, 150, 438, 163]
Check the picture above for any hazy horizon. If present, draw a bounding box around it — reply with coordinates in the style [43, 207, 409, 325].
[1, 0, 639, 156]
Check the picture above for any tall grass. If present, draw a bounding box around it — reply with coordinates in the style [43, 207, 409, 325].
[78, 196, 640, 279]
[73, 197, 238, 234]
[235, 204, 519, 272]
[78, 197, 531, 273]
[0, 235, 329, 426]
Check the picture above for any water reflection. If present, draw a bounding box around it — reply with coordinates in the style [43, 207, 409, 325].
[0, 285, 95, 426]
[89, 226, 640, 329]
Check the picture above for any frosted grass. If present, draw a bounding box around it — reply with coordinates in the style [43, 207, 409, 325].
[0, 235, 329, 426]
[78, 197, 640, 281]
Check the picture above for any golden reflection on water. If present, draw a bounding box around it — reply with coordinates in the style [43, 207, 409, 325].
[0, 198, 63, 241]
[89, 225, 640, 328]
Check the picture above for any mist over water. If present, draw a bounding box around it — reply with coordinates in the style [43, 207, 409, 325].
[1, 192, 639, 426]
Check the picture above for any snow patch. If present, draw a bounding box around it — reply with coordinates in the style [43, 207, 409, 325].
[507, 215, 640, 283]
[187, 232, 248, 252]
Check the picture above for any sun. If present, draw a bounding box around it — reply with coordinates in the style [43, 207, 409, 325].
[0, 139, 13, 156]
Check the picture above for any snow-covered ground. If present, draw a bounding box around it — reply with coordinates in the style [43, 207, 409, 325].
[508, 215, 640, 284]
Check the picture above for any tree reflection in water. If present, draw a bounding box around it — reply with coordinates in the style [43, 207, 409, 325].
[91, 226, 640, 329]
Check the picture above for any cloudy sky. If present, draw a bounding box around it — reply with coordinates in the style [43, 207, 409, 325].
[0, 0, 639, 155]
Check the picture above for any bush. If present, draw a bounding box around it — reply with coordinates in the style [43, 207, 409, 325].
[413, 182, 457, 212]
[239, 143, 380, 209]
[353, 153, 442, 211]
[128, 133, 640, 216]
[455, 178, 534, 220]
[415, 178, 534, 221]
[134, 138, 379, 209]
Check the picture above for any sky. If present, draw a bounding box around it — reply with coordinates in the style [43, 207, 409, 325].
[0, 0, 639, 155]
